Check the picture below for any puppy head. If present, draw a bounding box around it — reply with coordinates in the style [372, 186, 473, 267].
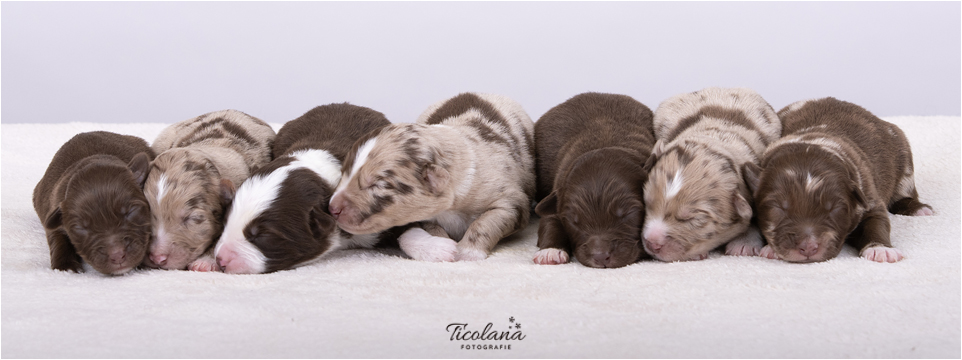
[216, 157, 339, 274]
[641, 142, 753, 261]
[329, 125, 451, 234]
[142, 149, 235, 270]
[744, 151, 865, 263]
[45, 153, 152, 275]
[535, 149, 645, 268]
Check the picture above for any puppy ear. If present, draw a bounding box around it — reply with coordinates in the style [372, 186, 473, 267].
[219, 179, 236, 209]
[44, 207, 64, 229]
[851, 183, 868, 210]
[742, 162, 762, 196]
[534, 192, 559, 217]
[309, 203, 338, 240]
[128, 152, 151, 188]
[643, 140, 666, 173]
[420, 164, 449, 195]
[733, 192, 753, 220]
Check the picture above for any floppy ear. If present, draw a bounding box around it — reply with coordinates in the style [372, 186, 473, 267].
[734, 192, 753, 220]
[309, 203, 338, 240]
[128, 152, 151, 188]
[219, 179, 236, 209]
[742, 162, 762, 196]
[420, 163, 450, 195]
[851, 183, 868, 210]
[44, 207, 64, 229]
[643, 140, 666, 173]
[534, 192, 558, 217]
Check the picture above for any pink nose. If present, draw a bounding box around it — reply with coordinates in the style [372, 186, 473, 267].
[329, 195, 345, 220]
[149, 253, 167, 266]
[798, 238, 819, 257]
[109, 247, 126, 265]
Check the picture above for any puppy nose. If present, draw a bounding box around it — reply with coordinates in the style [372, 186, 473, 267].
[109, 248, 126, 265]
[644, 235, 666, 251]
[798, 238, 819, 257]
[329, 196, 345, 219]
[149, 253, 167, 266]
[591, 250, 612, 267]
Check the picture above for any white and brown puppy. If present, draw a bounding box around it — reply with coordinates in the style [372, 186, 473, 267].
[329, 93, 536, 262]
[143, 110, 276, 271]
[532, 93, 656, 268]
[743, 97, 933, 263]
[33, 131, 154, 275]
[642, 87, 781, 261]
[213, 104, 393, 274]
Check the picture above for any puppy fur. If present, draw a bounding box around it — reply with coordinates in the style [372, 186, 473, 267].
[642, 87, 781, 261]
[33, 131, 154, 275]
[532, 92, 656, 268]
[143, 110, 276, 270]
[743, 97, 933, 263]
[213, 103, 393, 274]
[329, 93, 536, 262]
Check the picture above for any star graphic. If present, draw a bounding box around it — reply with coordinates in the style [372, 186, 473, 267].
[509, 317, 515, 323]
[515, 323, 521, 329]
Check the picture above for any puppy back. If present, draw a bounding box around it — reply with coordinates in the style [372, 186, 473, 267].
[654, 87, 781, 145]
[152, 109, 276, 169]
[534, 92, 655, 200]
[273, 103, 392, 161]
[33, 131, 153, 219]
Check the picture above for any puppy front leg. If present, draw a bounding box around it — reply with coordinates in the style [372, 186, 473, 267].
[533, 215, 571, 265]
[849, 207, 903, 263]
[398, 222, 457, 262]
[188, 246, 220, 272]
[456, 203, 528, 261]
[47, 229, 83, 272]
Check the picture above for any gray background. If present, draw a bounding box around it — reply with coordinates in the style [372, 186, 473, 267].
[2, 2, 959, 125]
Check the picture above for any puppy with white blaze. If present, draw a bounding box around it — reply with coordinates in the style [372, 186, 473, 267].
[743, 97, 933, 263]
[329, 93, 536, 262]
[212, 104, 393, 274]
[642, 87, 781, 261]
[143, 110, 276, 271]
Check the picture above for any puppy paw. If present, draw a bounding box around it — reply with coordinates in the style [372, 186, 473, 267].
[914, 206, 934, 216]
[455, 245, 489, 262]
[725, 238, 763, 257]
[398, 227, 457, 262]
[687, 252, 709, 261]
[533, 248, 569, 265]
[188, 255, 221, 272]
[759, 245, 779, 260]
[861, 246, 904, 263]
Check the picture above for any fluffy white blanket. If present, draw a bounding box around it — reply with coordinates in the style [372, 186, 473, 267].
[1, 117, 959, 358]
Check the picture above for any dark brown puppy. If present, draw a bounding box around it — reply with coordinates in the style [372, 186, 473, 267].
[533, 92, 656, 268]
[212, 103, 393, 273]
[743, 97, 933, 263]
[33, 131, 154, 275]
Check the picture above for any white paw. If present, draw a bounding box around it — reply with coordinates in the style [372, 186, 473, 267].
[914, 207, 934, 216]
[861, 246, 904, 263]
[759, 245, 779, 260]
[398, 227, 457, 262]
[533, 248, 569, 265]
[455, 245, 489, 262]
[725, 231, 764, 257]
[188, 255, 220, 272]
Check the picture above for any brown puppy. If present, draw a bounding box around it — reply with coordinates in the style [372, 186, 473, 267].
[533, 93, 655, 268]
[33, 131, 154, 275]
[743, 97, 933, 263]
[213, 103, 393, 274]
[144, 110, 276, 271]
[329, 93, 535, 262]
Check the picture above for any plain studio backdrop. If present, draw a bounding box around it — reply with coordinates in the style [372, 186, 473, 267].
[1, 1, 960, 125]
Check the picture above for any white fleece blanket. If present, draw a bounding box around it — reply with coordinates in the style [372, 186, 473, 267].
[1, 117, 959, 358]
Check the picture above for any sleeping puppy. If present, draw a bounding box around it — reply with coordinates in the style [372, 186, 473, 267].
[642, 87, 781, 261]
[743, 97, 933, 263]
[532, 92, 656, 268]
[33, 131, 153, 275]
[143, 110, 276, 271]
[213, 103, 393, 274]
[329, 93, 536, 262]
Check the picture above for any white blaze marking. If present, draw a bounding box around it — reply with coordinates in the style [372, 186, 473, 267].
[155, 174, 169, 204]
[335, 137, 377, 194]
[665, 169, 683, 199]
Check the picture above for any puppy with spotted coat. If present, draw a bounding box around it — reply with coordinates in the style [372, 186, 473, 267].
[743, 97, 933, 263]
[212, 104, 393, 274]
[329, 93, 535, 262]
[642, 87, 781, 261]
[143, 110, 276, 271]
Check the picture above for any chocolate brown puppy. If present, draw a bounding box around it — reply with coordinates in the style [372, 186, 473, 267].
[533, 93, 655, 268]
[213, 103, 393, 274]
[33, 131, 154, 275]
[743, 97, 933, 263]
